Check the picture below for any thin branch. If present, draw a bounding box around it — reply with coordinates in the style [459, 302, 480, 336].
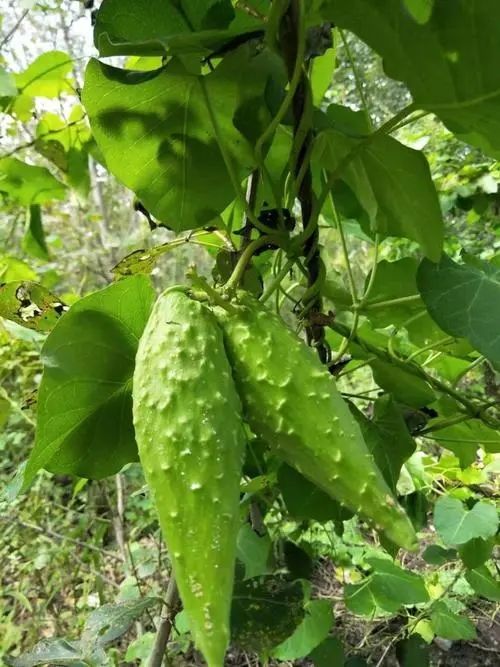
[148, 577, 181, 667]
[0, 8, 29, 49]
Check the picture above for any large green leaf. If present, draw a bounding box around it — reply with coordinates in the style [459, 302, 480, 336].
[15, 51, 73, 98]
[418, 254, 500, 370]
[82, 49, 278, 232]
[0, 158, 66, 205]
[361, 258, 446, 346]
[315, 124, 443, 260]
[323, 0, 500, 157]
[94, 0, 261, 57]
[23, 276, 155, 488]
[433, 497, 499, 546]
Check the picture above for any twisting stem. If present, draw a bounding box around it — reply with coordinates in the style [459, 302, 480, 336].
[148, 577, 181, 667]
[281, 0, 330, 363]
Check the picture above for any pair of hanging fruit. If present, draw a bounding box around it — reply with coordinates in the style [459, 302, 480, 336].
[133, 287, 417, 667]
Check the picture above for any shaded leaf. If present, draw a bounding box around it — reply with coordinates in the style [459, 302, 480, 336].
[349, 400, 415, 492]
[309, 637, 345, 667]
[271, 599, 333, 661]
[23, 276, 155, 488]
[315, 117, 443, 260]
[83, 49, 280, 232]
[94, 0, 261, 57]
[278, 463, 352, 524]
[458, 537, 495, 569]
[22, 205, 49, 261]
[283, 541, 313, 581]
[434, 497, 499, 546]
[231, 576, 304, 653]
[422, 545, 457, 566]
[396, 635, 430, 667]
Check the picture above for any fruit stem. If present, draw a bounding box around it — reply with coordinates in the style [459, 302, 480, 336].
[224, 235, 278, 292]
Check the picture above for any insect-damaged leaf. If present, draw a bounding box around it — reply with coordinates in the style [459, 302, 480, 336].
[0, 281, 67, 332]
[22, 276, 155, 488]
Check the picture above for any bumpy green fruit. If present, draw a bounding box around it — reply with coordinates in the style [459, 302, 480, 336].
[133, 288, 246, 667]
[215, 294, 417, 551]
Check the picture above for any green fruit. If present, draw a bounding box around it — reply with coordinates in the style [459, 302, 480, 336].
[215, 294, 418, 551]
[133, 288, 246, 667]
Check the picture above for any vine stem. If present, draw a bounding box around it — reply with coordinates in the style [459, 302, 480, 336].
[224, 235, 278, 292]
[300, 101, 418, 248]
[260, 255, 297, 303]
[325, 318, 498, 424]
[148, 577, 180, 667]
[199, 80, 274, 236]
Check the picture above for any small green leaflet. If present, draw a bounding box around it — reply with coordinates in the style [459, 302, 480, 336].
[14, 50, 74, 98]
[403, 0, 434, 24]
[22, 276, 155, 488]
[433, 497, 499, 546]
[0, 282, 67, 332]
[418, 254, 500, 370]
